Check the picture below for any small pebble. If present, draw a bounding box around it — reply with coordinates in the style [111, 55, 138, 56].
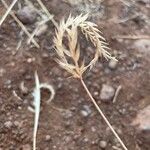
[93, 91, 99, 96]
[80, 105, 92, 117]
[45, 135, 51, 141]
[100, 84, 115, 102]
[81, 110, 89, 117]
[4, 121, 13, 129]
[108, 59, 118, 70]
[132, 105, 150, 131]
[83, 105, 92, 114]
[53, 145, 57, 149]
[99, 140, 107, 148]
[27, 57, 35, 63]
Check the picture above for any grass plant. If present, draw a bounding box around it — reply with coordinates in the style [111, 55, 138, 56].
[53, 14, 128, 150]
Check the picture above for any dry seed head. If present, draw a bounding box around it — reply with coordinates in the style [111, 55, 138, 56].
[54, 14, 116, 78]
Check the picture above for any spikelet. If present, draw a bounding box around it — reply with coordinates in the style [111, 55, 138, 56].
[53, 14, 116, 78]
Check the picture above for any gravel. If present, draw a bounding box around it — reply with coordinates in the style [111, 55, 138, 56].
[100, 84, 115, 102]
[80, 105, 92, 117]
[108, 59, 118, 70]
[99, 140, 107, 148]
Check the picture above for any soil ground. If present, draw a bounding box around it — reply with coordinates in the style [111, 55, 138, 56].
[0, 0, 150, 150]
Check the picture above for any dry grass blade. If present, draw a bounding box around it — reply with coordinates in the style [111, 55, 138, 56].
[33, 72, 55, 150]
[33, 72, 41, 150]
[0, 0, 18, 26]
[54, 14, 128, 150]
[1, 0, 39, 48]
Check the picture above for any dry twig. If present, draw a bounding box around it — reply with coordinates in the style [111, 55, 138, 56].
[12, 90, 23, 101]
[0, 0, 18, 26]
[113, 85, 122, 103]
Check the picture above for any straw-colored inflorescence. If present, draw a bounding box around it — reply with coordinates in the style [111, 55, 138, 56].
[54, 14, 116, 78]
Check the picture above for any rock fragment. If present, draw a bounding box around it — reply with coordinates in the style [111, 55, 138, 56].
[100, 84, 115, 102]
[17, 6, 37, 24]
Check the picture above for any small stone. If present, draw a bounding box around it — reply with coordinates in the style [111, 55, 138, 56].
[118, 108, 126, 115]
[22, 144, 31, 150]
[83, 105, 92, 114]
[52, 145, 57, 149]
[80, 105, 92, 117]
[17, 6, 37, 24]
[108, 59, 118, 70]
[27, 57, 35, 63]
[100, 84, 115, 102]
[91, 140, 98, 145]
[45, 135, 51, 141]
[93, 91, 99, 96]
[80, 110, 89, 117]
[4, 121, 13, 129]
[132, 105, 150, 131]
[99, 140, 107, 148]
[91, 126, 96, 132]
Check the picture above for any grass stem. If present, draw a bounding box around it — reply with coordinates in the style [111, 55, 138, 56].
[80, 78, 128, 150]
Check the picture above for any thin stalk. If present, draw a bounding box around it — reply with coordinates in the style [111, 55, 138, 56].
[80, 78, 128, 150]
[36, 0, 58, 28]
[0, 0, 18, 26]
